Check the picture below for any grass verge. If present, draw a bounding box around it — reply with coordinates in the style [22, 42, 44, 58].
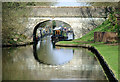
[56, 41, 119, 80]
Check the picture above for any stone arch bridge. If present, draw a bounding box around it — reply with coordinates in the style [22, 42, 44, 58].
[24, 6, 111, 40]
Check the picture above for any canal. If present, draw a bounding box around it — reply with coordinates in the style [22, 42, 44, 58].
[2, 36, 106, 80]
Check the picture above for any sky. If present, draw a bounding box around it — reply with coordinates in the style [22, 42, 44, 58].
[2, 0, 119, 2]
[55, 2, 90, 6]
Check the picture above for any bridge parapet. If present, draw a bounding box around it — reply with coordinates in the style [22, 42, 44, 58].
[27, 6, 111, 18]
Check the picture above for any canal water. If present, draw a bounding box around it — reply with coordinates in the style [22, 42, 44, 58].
[2, 36, 106, 80]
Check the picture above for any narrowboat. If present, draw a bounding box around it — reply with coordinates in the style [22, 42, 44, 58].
[51, 27, 68, 42]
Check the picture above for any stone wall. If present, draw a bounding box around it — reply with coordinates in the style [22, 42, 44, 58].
[28, 6, 108, 18]
[94, 32, 118, 42]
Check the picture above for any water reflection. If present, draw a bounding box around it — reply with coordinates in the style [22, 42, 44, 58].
[2, 35, 106, 80]
[33, 36, 73, 65]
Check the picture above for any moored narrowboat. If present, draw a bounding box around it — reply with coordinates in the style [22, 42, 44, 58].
[51, 27, 68, 42]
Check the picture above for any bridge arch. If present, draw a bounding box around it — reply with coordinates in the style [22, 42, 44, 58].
[33, 19, 73, 43]
[25, 17, 105, 42]
[33, 20, 49, 43]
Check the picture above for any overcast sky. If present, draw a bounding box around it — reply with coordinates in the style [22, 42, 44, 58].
[1, 0, 120, 2]
[55, 2, 90, 6]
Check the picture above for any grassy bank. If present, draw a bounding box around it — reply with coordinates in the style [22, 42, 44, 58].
[56, 18, 119, 80]
[93, 44, 118, 79]
[57, 41, 119, 79]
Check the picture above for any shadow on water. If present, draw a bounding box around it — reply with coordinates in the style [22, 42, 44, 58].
[33, 35, 74, 65]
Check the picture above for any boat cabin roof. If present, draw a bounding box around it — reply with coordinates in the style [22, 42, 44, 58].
[53, 27, 61, 30]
